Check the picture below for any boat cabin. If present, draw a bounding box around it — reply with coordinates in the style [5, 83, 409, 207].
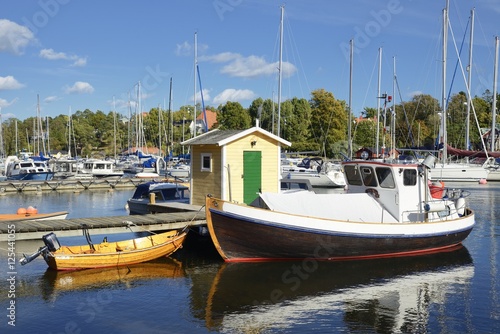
[341, 158, 461, 223]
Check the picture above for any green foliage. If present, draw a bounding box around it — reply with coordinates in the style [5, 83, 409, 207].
[217, 101, 251, 130]
[1, 89, 498, 159]
[309, 89, 347, 156]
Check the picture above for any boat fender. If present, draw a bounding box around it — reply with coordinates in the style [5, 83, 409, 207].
[455, 197, 466, 216]
[17, 207, 27, 215]
[42, 232, 61, 252]
[26, 206, 38, 214]
[424, 202, 447, 212]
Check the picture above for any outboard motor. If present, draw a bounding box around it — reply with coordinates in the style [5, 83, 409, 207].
[42, 232, 61, 252]
[20, 233, 61, 266]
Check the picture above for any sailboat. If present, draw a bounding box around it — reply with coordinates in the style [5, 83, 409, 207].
[430, 3, 494, 182]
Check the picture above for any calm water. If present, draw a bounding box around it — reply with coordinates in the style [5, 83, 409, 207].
[0, 184, 499, 333]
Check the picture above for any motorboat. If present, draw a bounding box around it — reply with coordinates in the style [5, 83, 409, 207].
[127, 181, 190, 215]
[282, 157, 346, 188]
[205, 155, 474, 261]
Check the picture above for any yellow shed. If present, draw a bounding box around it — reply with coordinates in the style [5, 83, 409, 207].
[182, 126, 291, 206]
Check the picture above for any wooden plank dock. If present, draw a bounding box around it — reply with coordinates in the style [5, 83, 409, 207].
[0, 177, 154, 194]
[0, 210, 206, 241]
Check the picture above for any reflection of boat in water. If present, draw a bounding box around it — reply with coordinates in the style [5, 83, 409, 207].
[197, 246, 473, 332]
[40, 257, 185, 300]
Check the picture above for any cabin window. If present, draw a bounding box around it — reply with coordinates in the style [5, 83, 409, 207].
[343, 165, 363, 185]
[403, 169, 417, 186]
[376, 167, 395, 188]
[361, 167, 378, 187]
[201, 153, 212, 172]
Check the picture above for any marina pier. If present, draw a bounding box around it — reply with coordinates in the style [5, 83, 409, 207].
[0, 209, 206, 241]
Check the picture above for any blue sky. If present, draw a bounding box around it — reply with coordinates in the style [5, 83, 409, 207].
[0, 0, 499, 122]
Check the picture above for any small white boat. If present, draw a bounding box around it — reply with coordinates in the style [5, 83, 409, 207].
[4, 155, 55, 181]
[166, 163, 190, 179]
[282, 157, 346, 188]
[78, 159, 124, 178]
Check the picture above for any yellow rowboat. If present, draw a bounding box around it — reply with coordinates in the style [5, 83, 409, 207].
[21, 229, 188, 271]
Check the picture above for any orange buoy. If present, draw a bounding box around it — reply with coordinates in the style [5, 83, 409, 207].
[26, 206, 38, 214]
[17, 207, 27, 215]
[429, 181, 445, 199]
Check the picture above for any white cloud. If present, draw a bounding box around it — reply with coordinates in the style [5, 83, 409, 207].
[40, 48, 87, 67]
[193, 89, 211, 104]
[65, 81, 94, 94]
[0, 97, 18, 109]
[212, 88, 256, 105]
[0, 76, 25, 90]
[175, 40, 208, 57]
[44, 96, 61, 103]
[0, 19, 36, 55]
[203, 52, 297, 79]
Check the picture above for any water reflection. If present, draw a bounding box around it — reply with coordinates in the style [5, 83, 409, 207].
[5, 257, 185, 303]
[189, 246, 474, 333]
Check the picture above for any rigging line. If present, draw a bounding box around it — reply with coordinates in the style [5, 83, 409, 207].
[449, 20, 490, 156]
[360, 50, 379, 116]
[394, 75, 416, 148]
[283, 13, 311, 97]
[446, 18, 470, 107]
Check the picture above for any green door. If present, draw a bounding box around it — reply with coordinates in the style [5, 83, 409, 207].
[243, 151, 262, 204]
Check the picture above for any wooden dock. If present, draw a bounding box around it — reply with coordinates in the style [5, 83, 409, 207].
[0, 210, 206, 241]
[0, 177, 154, 194]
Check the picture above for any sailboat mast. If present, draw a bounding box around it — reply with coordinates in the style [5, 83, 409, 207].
[113, 96, 117, 160]
[168, 77, 173, 155]
[441, 1, 449, 162]
[158, 103, 162, 157]
[0, 107, 4, 158]
[392, 57, 397, 158]
[491, 36, 499, 152]
[465, 8, 474, 150]
[68, 106, 72, 158]
[348, 39, 353, 159]
[376, 47, 382, 157]
[277, 5, 284, 138]
[193, 31, 197, 138]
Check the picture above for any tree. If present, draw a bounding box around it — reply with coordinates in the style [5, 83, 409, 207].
[217, 101, 251, 130]
[309, 89, 347, 157]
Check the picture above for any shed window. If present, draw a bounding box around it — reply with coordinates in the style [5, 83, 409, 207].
[201, 153, 212, 172]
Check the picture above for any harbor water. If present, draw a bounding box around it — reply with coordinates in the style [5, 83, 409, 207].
[0, 183, 499, 333]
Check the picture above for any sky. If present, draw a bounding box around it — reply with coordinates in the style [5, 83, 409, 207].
[0, 0, 499, 122]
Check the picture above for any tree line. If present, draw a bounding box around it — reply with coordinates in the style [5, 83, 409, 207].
[1, 88, 498, 159]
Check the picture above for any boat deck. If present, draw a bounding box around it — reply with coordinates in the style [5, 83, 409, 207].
[0, 210, 206, 241]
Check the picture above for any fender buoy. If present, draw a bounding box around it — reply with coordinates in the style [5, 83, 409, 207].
[26, 206, 38, 214]
[429, 181, 445, 199]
